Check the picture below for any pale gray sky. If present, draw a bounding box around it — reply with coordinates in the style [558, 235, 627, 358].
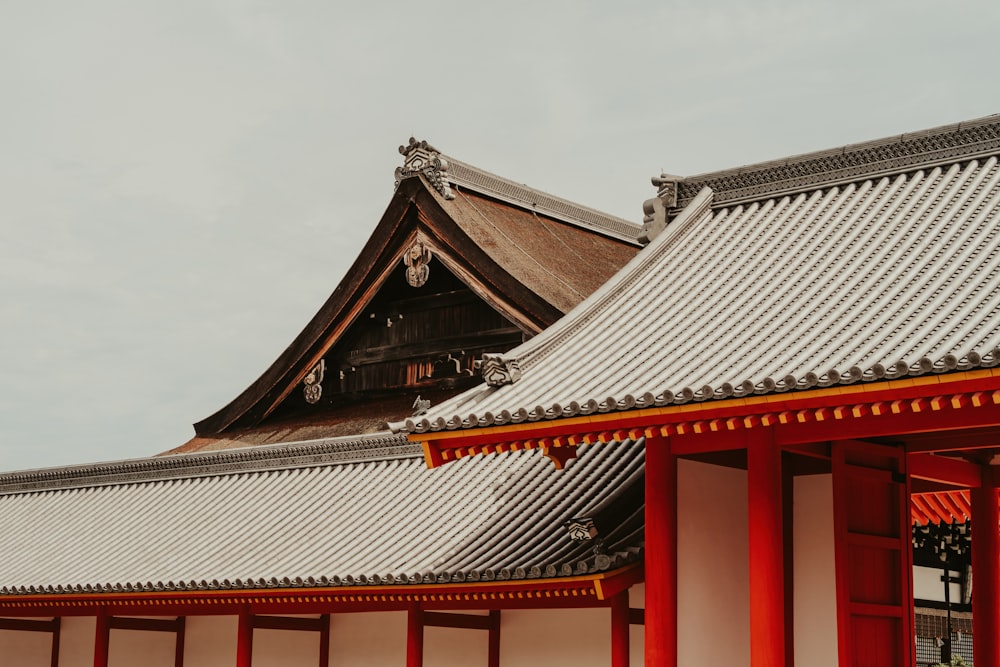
[2, 0, 998, 471]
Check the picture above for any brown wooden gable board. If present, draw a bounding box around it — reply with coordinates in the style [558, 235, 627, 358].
[190, 175, 639, 440]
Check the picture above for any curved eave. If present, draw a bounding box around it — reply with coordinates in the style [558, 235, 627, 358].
[0, 565, 643, 617]
[412, 369, 1000, 466]
[193, 178, 568, 436]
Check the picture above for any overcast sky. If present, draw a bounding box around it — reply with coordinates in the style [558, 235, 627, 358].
[2, 0, 998, 472]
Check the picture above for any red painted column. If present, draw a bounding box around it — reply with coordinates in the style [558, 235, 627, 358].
[406, 604, 424, 667]
[971, 479, 1000, 667]
[611, 590, 630, 667]
[236, 607, 253, 667]
[51, 618, 61, 667]
[93, 611, 110, 667]
[644, 436, 677, 667]
[747, 432, 786, 667]
[318, 614, 330, 667]
[174, 617, 186, 667]
[487, 610, 500, 667]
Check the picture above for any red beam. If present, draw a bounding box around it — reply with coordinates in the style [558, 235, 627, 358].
[109, 616, 183, 633]
[0, 617, 59, 632]
[972, 482, 1000, 667]
[422, 611, 493, 630]
[908, 453, 983, 488]
[777, 402, 1000, 447]
[611, 591, 630, 667]
[748, 432, 785, 667]
[406, 604, 423, 667]
[628, 608, 644, 625]
[253, 615, 326, 632]
[644, 436, 676, 667]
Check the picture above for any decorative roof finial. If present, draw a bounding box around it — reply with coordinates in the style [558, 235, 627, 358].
[395, 138, 455, 200]
[477, 353, 522, 387]
[639, 173, 683, 244]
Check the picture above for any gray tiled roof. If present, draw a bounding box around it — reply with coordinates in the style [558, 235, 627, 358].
[399, 122, 1000, 434]
[0, 435, 643, 595]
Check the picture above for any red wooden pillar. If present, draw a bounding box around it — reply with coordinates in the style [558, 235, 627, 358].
[747, 432, 786, 667]
[319, 614, 330, 667]
[93, 611, 110, 667]
[611, 590, 630, 667]
[406, 604, 424, 667]
[971, 478, 1000, 667]
[644, 435, 677, 667]
[51, 617, 62, 667]
[487, 610, 500, 667]
[174, 617, 186, 667]
[236, 607, 253, 667]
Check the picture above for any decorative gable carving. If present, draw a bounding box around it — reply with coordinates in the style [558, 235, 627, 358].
[395, 138, 455, 200]
[403, 240, 433, 287]
[302, 359, 325, 405]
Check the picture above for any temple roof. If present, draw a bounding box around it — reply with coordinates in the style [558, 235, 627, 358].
[0, 435, 643, 596]
[396, 115, 1000, 435]
[190, 140, 639, 445]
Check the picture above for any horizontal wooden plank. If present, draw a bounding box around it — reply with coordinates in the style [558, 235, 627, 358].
[422, 611, 494, 631]
[628, 608, 644, 626]
[0, 617, 58, 632]
[109, 616, 182, 633]
[253, 615, 326, 632]
[346, 327, 522, 366]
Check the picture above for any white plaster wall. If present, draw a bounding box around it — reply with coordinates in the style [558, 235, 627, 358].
[182, 615, 237, 667]
[793, 473, 838, 667]
[328, 611, 406, 667]
[499, 607, 610, 667]
[254, 627, 321, 667]
[108, 625, 175, 667]
[424, 619, 488, 667]
[0, 625, 52, 666]
[677, 459, 750, 666]
[56, 617, 95, 667]
[914, 565, 961, 604]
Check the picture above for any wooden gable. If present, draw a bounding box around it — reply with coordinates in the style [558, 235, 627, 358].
[176, 145, 640, 452]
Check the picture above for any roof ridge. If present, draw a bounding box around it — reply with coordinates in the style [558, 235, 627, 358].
[674, 114, 1000, 207]
[0, 433, 420, 495]
[394, 137, 641, 244]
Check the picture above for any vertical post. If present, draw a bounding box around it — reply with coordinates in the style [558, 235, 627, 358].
[748, 432, 785, 667]
[644, 435, 677, 667]
[318, 614, 330, 667]
[611, 590, 630, 667]
[487, 610, 500, 667]
[971, 479, 1000, 667]
[406, 604, 423, 667]
[50, 617, 61, 667]
[94, 611, 110, 667]
[236, 607, 253, 667]
[782, 455, 795, 667]
[174, 617, 186, 667]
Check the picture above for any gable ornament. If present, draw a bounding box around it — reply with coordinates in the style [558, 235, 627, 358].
[302, 359, 325, 405]
[394, 137, 455, 200]
[403, 241, 433, 288]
